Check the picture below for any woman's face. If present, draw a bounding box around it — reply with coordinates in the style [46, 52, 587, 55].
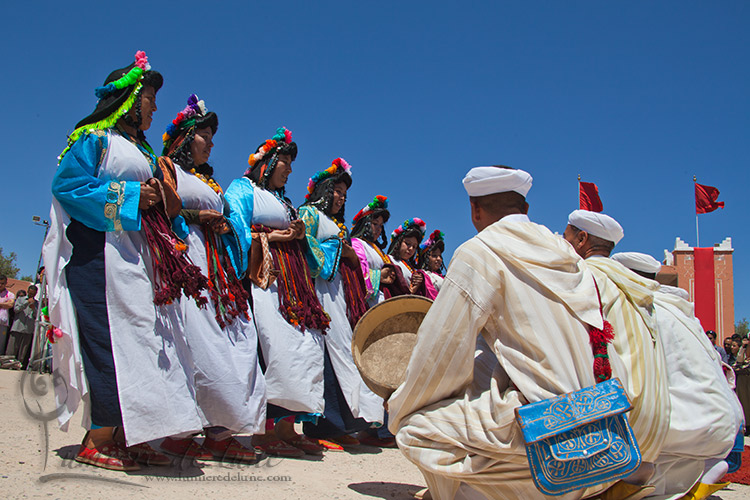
[399, 236, 419, 261]
[330, 182, 347, 215]
[370, 216, 384, 241]
[190, 126, 214, 166]
[137, 86, 157, 131]
[426, 247, 443, 272]
[267, 154, 293, 190]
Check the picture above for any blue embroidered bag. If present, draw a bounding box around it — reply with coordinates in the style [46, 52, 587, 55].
[514, 377, 641, 496]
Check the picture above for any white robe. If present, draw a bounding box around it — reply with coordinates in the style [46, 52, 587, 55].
[389, 214, 604, 500]
[584, 257, 671, 464]
[44, 131, 203, 445]
[249, 183, 325, 414]
[648, 286, 743, 499]
[314, 213, 384, 425]
[175, 166, 266, 434]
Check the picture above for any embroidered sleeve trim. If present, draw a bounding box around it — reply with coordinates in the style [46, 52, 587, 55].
[104, 180, 127, 231]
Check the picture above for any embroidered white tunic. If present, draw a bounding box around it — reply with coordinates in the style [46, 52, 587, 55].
[44, 130, 203, 445]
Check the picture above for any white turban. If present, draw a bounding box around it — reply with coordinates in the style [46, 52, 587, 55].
[567, 209, 624, 245]
[462, 167, 533, 197]
[611, 252, 662, 274]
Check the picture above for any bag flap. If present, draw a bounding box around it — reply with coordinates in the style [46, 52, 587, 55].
[514, 378, 632, 444]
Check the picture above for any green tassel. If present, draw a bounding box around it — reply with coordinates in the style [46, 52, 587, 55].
[58, 82, 143, 164]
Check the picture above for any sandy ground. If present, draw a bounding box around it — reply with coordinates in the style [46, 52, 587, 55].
[0, 369, 748, 500]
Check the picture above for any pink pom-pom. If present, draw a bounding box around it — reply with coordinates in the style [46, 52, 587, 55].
[134, 50, 148, 70]
[284, 129, 292, 144]
[53, 327, 63, 338]
[414, 218, 425, 227]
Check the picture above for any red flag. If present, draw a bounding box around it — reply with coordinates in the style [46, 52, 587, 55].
[579, 182, 603, 212]
[695, 182, 725, 214]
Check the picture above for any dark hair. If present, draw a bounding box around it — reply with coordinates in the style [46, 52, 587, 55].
[0, 275, 6, 281]
[302, 172, 351, 223]
[168, 111, 219, 174]
[350, 209, 390, 249]
[245, 141, 298, 190]
[387, 227, 423, 267]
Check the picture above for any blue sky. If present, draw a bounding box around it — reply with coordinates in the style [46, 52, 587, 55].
[1, 2, 748, 320]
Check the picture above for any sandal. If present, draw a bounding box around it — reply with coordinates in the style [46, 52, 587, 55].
[74, 442, 140, 472]
[126, 442, 172, 466]
[253, 439, 305, 458]
[330, 434, 360, 447]
[203, 436, 263, 463]
[282, 435, 325, 455]
[160, 437, 213, 460]
[358, 434, 397, 448]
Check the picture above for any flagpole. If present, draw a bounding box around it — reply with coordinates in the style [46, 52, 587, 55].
[577, 174, 581, 209]
[694, 175, 699, 247]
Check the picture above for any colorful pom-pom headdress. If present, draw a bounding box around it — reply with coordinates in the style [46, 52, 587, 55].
[390, 218, 426, 242]
[162, 94, 217, 158]
[350, 195, 391, 249]
[304, 158, 353, 201]
[420, 229, 444, 251]
[59, 51, 158, 163]
[353, 195, 389, 224]
[244, 127, 296, 190]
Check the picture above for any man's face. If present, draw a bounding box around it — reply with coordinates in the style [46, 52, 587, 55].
[707, 332, 716, 345]
[0, 279, 6, 292]
[724, 338, 733, 351]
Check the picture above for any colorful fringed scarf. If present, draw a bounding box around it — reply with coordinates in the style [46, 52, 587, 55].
[204, 226, 250, 328]
[252, 225, 330, 333]
[141, 203, 208, 306]
[589, 280, 615, 382]
[339, 260, 369, 329]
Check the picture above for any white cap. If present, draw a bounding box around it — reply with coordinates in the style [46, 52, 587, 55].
[567, 209, 624, 245]
[462, 167, 533, 197]
[611, 252, 661, 274]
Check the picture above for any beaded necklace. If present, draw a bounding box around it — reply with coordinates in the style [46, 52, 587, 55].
[334, 219, 348, 239]
[190, 168, 223, 194]
[367, 241, 392, 265]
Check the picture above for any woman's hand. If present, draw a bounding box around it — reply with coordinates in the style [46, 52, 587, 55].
[139, 179, 162, 209]
[409, 271, 424, 294]
[198, 210, 230, 234]
[289, 219, 306, 240]
[267, 228, 296, 243]
[380, 266, 395, 285]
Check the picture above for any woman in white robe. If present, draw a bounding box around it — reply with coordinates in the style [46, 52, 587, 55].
[157, 96, 265, 462]
[298, 159, 384, 445]
[224, 127, 327, 457]
[45, 52, 200, 471]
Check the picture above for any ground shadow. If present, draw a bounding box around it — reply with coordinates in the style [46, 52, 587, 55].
[349, 481, 424, 499]
[344, 444, 384, 455]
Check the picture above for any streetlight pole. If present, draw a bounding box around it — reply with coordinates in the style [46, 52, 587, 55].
[32, 215, 50, 278]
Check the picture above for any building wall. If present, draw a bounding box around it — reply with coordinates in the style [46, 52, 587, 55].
[671, 237, 735, 340]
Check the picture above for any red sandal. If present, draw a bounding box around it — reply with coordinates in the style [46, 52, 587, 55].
[160, 437, 213, 460]
[203, 436, 263, 463]
[253, 439, 306, 458]
[74, 443, 140, 472]
[126, 442, 172, 466]
[283, 435, 325, 455]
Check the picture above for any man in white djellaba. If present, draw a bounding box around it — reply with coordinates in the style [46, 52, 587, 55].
[388, 166, 610, 500]
[563, 211, 672, 497]
[611, 251, 742, 500]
